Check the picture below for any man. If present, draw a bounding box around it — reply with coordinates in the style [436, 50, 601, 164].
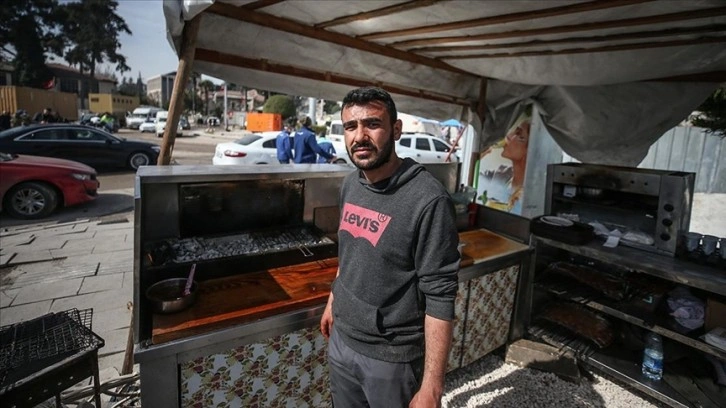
[40, 108, 57, 124]
[320, 87, 460, 407]
[100, 112, 115, 132]
[0, 110, 10, 131]
[316, 133, 336, 163]
[293, 117, 335, 163]
[276, 122, 294, 164]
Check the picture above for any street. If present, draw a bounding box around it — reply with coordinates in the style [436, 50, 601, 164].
[0, 126, 243, 228]
[97, 127, 219, 190]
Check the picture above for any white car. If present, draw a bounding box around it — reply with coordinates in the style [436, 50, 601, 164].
[396, 133, 459, 163]
[213, 132, 282, 165]
[139, 119, 156, 133]
[213, 132, 352, 165]
[155, 111, 183, 137]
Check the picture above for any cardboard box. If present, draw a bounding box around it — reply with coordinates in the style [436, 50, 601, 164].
[705, 297, 726, 331]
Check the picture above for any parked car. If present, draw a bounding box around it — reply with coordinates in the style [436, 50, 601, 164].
[126, 106, 163, 130]
[213, 132, 351, 165]
[155, 111, 183, 138]
[139, 118, 157, 133]
[180, 117, 191, 130]
[0, 152, 99, 219]
[206, 116, 221, 127]
[396, 133, 459, 163]
[0, 124, 161, 170]
[213, 132, 282, 165]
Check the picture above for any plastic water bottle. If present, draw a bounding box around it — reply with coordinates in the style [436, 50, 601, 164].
[642, 332, 664, 381]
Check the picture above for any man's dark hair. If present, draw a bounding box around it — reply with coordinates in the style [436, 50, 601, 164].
[342, 87, 397, 125]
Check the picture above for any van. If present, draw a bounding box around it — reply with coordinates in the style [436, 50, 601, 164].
[328, 120, 344, 143]
[126, 106, 162, 129]
[155, 111, 183, 137]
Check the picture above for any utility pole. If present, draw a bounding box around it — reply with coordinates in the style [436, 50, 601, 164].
[308, 97, 315, 124]
[223, 83, 229, 131]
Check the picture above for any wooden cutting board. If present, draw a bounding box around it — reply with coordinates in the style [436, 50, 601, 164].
[151, 229, 528, 344]
[151, 258, 338, 344]
[458, 228, 529, 268]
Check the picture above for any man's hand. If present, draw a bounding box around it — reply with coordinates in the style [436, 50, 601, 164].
[408, 315, 452, 408]
[409, 386, 443, 408]
[320, 292, 334, 339]
[328, 155, 337, 163]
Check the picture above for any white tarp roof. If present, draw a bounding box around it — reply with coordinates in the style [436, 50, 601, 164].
[164, 0, 726, 164]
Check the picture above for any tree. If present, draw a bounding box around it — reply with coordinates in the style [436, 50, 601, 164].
[184, 88, 203, 113]
[118, 76, 139, 96]
[691, 87, 726, 137]
[323, 100, 341, 114]
[198, 80, 216, 115]
[263, 95, 296, 120]
[0, 0, 64, 87]
[189, 71, 201, 113]
[60, 0, 131, 78]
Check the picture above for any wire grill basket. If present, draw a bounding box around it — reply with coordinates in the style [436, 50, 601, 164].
[0, 308, 104, 386]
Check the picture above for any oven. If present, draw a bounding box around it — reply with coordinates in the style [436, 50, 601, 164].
[544, 163, 695, 256]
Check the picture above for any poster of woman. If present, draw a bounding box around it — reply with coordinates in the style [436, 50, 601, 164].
[475, 106, 532, 215]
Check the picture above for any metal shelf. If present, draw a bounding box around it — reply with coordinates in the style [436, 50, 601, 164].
[532, 236, 726, 296]
[528, 329, 692, 408]
[536, 283, 726, 361]
[585, 349, 692, 408]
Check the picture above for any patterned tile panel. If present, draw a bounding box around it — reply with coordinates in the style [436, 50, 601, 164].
[447, 280, 469, 372]
[461, 265, 520, 367]
[180, 326, 331, 408]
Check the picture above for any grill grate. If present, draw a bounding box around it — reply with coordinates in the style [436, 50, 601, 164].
[148, 225, 335, 265]
[0, 308, 104, 386]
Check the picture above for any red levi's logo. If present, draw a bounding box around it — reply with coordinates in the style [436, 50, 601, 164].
[339, 203, 392, 247]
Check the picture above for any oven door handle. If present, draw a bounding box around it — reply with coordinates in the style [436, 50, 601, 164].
[298, 245, 314, 257]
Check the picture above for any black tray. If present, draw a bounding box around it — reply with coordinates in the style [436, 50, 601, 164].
[531, 216, 595, 245]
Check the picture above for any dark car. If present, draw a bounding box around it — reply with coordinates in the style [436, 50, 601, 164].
[180, 117, 191, 130]
[0, 124, 160, 170]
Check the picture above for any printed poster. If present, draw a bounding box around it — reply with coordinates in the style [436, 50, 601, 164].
[475, 106, 532, 215]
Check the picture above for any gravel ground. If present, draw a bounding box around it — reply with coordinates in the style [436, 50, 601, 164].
[443, 354, 667, 408]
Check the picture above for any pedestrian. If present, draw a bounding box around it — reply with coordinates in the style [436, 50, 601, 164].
[276, 122, 294, 164]
[320, 86, 460, 408]
[0, 110, 10, 131]
[293, 117, 335, 163]
[100, 112, 115, 132]
[42, 108, 57, 123]
[316, 133, 336, 163]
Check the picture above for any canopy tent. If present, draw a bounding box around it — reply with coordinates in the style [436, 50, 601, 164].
[159, 0, 726, 166]
[441, 119, 463, 128]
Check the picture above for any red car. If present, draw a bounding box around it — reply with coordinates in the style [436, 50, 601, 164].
[0, 152, 100, 219]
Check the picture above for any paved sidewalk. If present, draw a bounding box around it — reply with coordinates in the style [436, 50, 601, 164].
[0, 188, 136, 404]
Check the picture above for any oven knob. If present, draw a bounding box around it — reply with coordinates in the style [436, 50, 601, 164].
[662, 218, 673, 227]
[660, 233, 671, 241]
[663, 203, 674, 212]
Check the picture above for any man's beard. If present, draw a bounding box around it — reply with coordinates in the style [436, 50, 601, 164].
[347, 131, 395, 171]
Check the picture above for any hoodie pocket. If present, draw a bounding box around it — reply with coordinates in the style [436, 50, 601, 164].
[333, 280, 382, 337]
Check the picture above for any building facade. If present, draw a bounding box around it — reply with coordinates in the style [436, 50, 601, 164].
[146, 72, 176, 109]
[88, 93, 139, 117]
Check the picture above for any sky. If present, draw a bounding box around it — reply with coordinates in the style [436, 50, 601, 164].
[113, 0, 221, 83]
[115, 1, 178, 81]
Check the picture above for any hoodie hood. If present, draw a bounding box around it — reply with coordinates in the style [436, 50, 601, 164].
[358, 158, 424, 194]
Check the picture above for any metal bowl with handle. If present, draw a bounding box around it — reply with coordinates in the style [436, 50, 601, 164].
[146, 278, 198, 314]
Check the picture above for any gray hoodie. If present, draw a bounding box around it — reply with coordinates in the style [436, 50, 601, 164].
[333, 158, 460, 363]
